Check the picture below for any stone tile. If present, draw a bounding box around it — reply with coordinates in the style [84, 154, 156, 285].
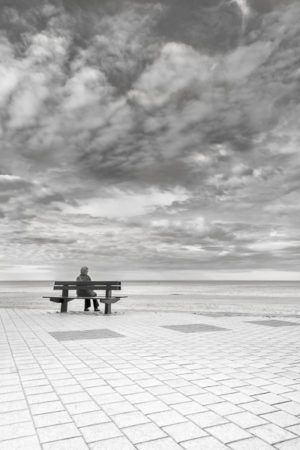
[80, 378, 107, 388]
[263, 384, 293, 395]
[172, 401, 207, 415]
[163, 421, 206, 442]
[222, 393, 254, 404]
[227, 411, 267, 428]
[51, 378, 78, 388]
[113, 411, 150, 428]
[284, 391, 300, 403]
[137, 437, 182, 449]
[138, 378, 163, 388]
[60, 392, 91, 404]
[191, 392, 223, 405]
[24, 385, 53, 396]
[176, 385, 205, 396]
[65, 400, 100, 415]
[34, 411, 72, 427]
[0, 385, 22, 395]
[162, 324, 228, 333]
[43, 437, 89, 450]
[30, 401, 65, 415]
[207, 385, 236, 396]
[255, 393, 287, 405]
[0, 375, 20, 387]
[286, 424, 300, 435]
[80, 422, 122, 443]
[188, 411, 227, 428]
[0, 400, 27, 413]
[94, 393, 127, 405]
[0, 421, 36, 441]
[138, 400, 169, 414]
[0, 409, 31, 426]
[0, 435, 41, 450]
[241, 401, 277, 415]
[86, 385, 115, 396]
[262, 411, 300, 427]
[229, 437, 275, 449]
[90, 436, 136, 450]
[148, 410, 187, 427]
[275, 438, 300, 449]
[55, 384, 83, 395]
[279, 401, 300, 415]
[28, 393, 58, 404]
[38, 422, 81, 443]
[101, 401, 136, 415]
[209, 401, 243, 416]
[158, 393, 189, 405]
[73, 411, 110, 427]
[250, 423, 296, 444]
[192, 378, 219, 388]
[0, 391, 25, 402]
[272, 378, 296, 387]
[146, 385, 175, 396]
[207, 423, 250, 443]
[182, 436, 228, 449]
[116, 384, 144, 395]
[123, 422, 166, 444]
[238, 385, 268, 396]
[124, 392, 155, 404]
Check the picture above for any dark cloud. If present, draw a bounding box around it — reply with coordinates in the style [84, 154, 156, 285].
[1, 0, 300, 278]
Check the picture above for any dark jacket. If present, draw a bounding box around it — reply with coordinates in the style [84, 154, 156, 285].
[76, 274, 96, 297]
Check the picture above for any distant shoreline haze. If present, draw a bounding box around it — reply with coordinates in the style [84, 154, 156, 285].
[1, 280, 300, 283]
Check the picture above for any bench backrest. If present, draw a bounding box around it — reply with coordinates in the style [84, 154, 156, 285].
[54, 281, 121, 291]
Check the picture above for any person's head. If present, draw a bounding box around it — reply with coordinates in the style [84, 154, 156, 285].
[80, 266, 88, 275]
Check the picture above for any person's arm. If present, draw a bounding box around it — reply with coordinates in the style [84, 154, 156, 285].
[76, 275, 80, 295]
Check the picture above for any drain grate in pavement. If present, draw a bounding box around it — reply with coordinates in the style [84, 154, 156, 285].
[247, 320, 300, 327]
[162, 324, 229, 333]
[49, 329, 125, 341]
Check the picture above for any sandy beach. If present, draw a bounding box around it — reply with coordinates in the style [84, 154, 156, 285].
[1, 281, 300, 317]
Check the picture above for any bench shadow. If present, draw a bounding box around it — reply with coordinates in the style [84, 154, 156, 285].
[50, 310, 125, 316]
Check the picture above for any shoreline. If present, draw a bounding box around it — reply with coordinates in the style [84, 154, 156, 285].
[1, 297, 300, 318]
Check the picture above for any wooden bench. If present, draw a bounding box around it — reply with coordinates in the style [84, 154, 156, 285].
[43, 281, 127, 314]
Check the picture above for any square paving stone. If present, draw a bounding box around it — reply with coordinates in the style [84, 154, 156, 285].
[246, 320, 300, 327]
[49, 329, 125, 341]
[162, 324, 228, 333]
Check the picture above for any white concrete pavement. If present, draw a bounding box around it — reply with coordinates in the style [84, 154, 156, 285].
[0, 309, 300, 449]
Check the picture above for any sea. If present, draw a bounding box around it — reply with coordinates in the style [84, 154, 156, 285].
[1, 280, 300, 314]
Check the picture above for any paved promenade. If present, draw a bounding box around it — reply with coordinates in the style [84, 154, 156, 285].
[1, 308, 300, 449]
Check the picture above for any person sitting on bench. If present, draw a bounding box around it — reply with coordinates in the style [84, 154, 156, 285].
[76, 266, 100, 312]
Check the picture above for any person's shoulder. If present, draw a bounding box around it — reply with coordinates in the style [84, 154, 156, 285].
[87, 275, 91, 280]
[76, 275, 81, 280]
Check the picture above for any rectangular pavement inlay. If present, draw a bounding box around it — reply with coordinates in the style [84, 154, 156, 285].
[49, 329, 125, 341]
[162, 324, 229, 333]
[247, 320, 300, 327]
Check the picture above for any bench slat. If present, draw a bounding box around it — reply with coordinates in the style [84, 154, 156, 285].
[54, 281, 121, 286]
[43, 296, 127, 299]
[53, 285, 121, 291]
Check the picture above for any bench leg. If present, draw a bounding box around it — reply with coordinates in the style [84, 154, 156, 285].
[61, 299, 68, 313]
[104, 303, 111, 315]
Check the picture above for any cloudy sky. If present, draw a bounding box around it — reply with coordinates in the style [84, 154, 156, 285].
[1, 0, 300, 280]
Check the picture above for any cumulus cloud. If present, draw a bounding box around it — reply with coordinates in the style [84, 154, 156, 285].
[0, 0, 300, 278]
